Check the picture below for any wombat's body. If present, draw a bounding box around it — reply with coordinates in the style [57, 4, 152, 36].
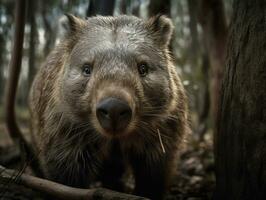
[29, 15, 189, 200]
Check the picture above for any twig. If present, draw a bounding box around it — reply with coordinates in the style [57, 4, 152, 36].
[157, 129, 166, 153]
[0, 165, 149, 200]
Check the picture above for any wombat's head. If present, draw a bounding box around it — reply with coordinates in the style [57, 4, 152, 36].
[59, 15, 176, 138]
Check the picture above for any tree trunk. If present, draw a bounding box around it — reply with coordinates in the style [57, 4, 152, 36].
[187, 0, 199, 61]
[198, 0, 228, 126]
[0, 29, 5, 104]
[87, 0, 115, 17]
[197, 49, 210, 139]
[215, 0, 266, 199]
[86, 0, 96, 17]
[119, 0, 127, 14]
[41, 1, 56, 57]
[131, 0, 140, 16]
[148, 0, 170, 16]
[28, 0, 37, 91]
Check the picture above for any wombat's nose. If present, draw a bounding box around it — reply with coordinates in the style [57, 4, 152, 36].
[96, 98, 132, 133]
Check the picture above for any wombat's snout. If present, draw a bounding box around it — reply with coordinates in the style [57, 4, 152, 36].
[96, 98, 132, 134]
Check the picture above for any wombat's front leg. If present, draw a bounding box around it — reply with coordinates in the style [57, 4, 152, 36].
[42, 146, 94, 188]
[130, 154, 170, 200]
[45, 159, 91, 188]
[100, 142, 125, 192]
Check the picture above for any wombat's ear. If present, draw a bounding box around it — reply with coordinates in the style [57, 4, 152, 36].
[59, 14, 86, 36]
[146, 15, 174, 48]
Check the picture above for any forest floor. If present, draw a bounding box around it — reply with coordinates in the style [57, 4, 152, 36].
[0, 109, 215, 200]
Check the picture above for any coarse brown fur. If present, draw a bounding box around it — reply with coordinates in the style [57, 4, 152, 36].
[29, 15, 189, 200]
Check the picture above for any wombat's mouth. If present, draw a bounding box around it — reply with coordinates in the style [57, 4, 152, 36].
[94, 97, 134, 138]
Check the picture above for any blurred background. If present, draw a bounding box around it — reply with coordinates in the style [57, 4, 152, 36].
[0, 0, 233, 199]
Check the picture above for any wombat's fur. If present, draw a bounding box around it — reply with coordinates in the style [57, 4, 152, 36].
[29, 15, 189, 200]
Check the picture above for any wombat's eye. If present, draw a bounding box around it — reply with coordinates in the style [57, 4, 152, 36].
[138, 63, 149, 77]
[82, 64, 92, 76]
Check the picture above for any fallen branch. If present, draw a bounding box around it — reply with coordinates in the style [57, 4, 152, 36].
[0, 165, 149, 200]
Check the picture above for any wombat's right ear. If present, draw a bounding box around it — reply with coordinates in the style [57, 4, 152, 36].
[59, 14, 86, 36]
[146, 15, 174, 48]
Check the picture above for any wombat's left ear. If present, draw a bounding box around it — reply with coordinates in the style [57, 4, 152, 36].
[146, 15, 174, 48]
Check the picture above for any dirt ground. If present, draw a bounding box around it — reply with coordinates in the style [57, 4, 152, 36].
[0, 121, 215, 200]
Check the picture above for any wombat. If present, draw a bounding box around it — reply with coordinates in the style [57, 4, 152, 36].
[29, 14, 189, 200]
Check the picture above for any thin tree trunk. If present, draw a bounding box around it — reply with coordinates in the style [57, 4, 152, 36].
[4, 0, 27, 147]
[28, 0, 37, 90]
[148, 0, 171, 16]
[4, 0, 42, 177]
[0, 31, 5, 104]
[187, 0, 199, 61]
[187, 0, 210, 139]
[41, 1, 56, 57]
[197, 49, 210, 139]
[198, 0, 228, 127]
[120, 0, 127, 14]
[86, 0, 96, 17]
[131, 0, 140, 16]
[87, 0, 115, 17]
[215, 0, 266, 199]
